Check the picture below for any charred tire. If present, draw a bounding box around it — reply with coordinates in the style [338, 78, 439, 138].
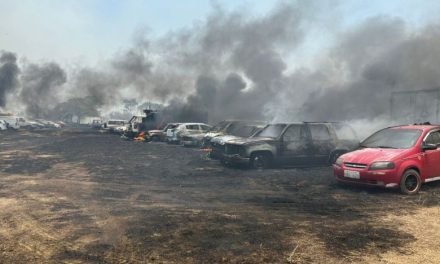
[151, 135, 160, 142]
[400, 169, 421, 195]
[250, 152, 272, 170]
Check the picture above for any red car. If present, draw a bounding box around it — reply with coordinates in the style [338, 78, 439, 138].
[334, 124, 440, 194]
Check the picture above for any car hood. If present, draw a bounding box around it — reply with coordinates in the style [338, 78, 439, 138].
[204, 132, 223, 139]
[341, 148, 412, 164]
[226, 137, 274, 145]
[211, 135, 244, 145]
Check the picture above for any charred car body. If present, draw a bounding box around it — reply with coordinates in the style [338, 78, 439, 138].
[181, 120, 265, 147]
[208, 121, 266, 159]
[167, 123, 212, 145]
[201, 120, 265, 147]
[128, 109, 162, 133]
[219, 122, 359, 169]
[103, 120, 127, 133]
[146, 123, 180, 142]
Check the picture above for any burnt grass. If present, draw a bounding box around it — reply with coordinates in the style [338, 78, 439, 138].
[0, 129, 440, 263]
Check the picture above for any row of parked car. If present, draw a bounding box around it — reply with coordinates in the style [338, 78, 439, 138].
[126, 120, 360, 168]
[112, 120, 440, 195]
[0, 115, 65, 131]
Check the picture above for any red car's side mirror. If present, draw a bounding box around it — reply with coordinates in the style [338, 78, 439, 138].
[422, 143, 438, 151]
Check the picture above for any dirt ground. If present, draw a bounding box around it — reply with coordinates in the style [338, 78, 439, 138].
[0, 128, 440, 264]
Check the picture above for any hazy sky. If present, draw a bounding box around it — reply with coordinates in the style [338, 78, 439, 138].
[1, 0, 439, 67]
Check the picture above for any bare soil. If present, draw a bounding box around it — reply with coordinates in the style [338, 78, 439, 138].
[0, 128, 440, 263]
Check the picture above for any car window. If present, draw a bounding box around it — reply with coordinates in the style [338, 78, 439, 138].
[425, 131, 440, 145]
[255, 124, 286, 138]
[186, 125, 198, 130]
[200, 125, 210, 130]
[210, 121, 229, 132]
[225, 123, 240, 133]
[283, 125, 305, 141]
[309, 124, 331, 140]
[229, 125, 261, 137]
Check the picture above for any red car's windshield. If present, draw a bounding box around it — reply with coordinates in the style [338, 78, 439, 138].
[361, 128, 422, 149]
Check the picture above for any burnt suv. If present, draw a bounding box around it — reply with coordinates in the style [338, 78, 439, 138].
[219, 122, 359, 169]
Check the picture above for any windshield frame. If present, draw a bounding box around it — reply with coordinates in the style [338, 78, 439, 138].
[209, 121, 230, 133]
[360, 128, 423, 149]
[253, 124, 287, 139]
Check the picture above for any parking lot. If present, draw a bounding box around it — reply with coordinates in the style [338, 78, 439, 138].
[1, 128, 440, 263]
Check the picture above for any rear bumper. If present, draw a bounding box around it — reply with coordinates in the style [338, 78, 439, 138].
[333, 165, 399, 188]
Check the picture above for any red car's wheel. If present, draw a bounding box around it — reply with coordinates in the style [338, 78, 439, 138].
[400, 169, 421, 195]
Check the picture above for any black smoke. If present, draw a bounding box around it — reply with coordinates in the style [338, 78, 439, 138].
[20, 62, 66, 118]
[4, 3, 440, 127]
[0, 51, 19, 108]
[297, 17, 440, 123]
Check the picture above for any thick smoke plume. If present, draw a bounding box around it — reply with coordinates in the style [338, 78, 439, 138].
[0, 51, 19, 108]
[299, 17, 440, 122]
[20, 62, 66, 118]
[3, 3, 440, 130]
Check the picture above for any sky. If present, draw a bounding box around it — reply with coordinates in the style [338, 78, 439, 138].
[1, 0, 439, 68]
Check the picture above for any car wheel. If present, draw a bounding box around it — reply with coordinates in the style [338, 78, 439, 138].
[400, 169, 421, 195]
[151, 135, 160, 142]
[250, 153, 271, 170]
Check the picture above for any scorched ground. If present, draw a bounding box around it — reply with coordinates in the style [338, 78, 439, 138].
[0, 128, 440, 263]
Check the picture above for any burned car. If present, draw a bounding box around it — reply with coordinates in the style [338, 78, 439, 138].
[167, 123, 212, 144]
[146, 123, 180, 142]
[181, 132, 208, 147]
[181, 121, 233, 147]
[201, 120, 262, 147]
[208, 121, 266, 159]
[103, 120, 127, 133]
[219, 122, 359, 169]
[182, 120, 265, 147]
[0, 120, 8, 131]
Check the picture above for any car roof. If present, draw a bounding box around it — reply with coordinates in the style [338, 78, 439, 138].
[390, 125, 440, 131]
[179, 123, 210, 125]
[266, 122, 331, 125]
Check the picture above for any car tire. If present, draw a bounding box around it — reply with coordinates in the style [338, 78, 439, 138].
[151, 135, 160, 142]
[250, 152, 272, 170]
[400, 169, 421, 195]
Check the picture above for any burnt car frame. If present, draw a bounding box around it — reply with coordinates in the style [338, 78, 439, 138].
[208, 121, 266, 159]
[201, 120, 264, 148]
[219, 122, 359, 169]
[147, 123, 181, 142]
